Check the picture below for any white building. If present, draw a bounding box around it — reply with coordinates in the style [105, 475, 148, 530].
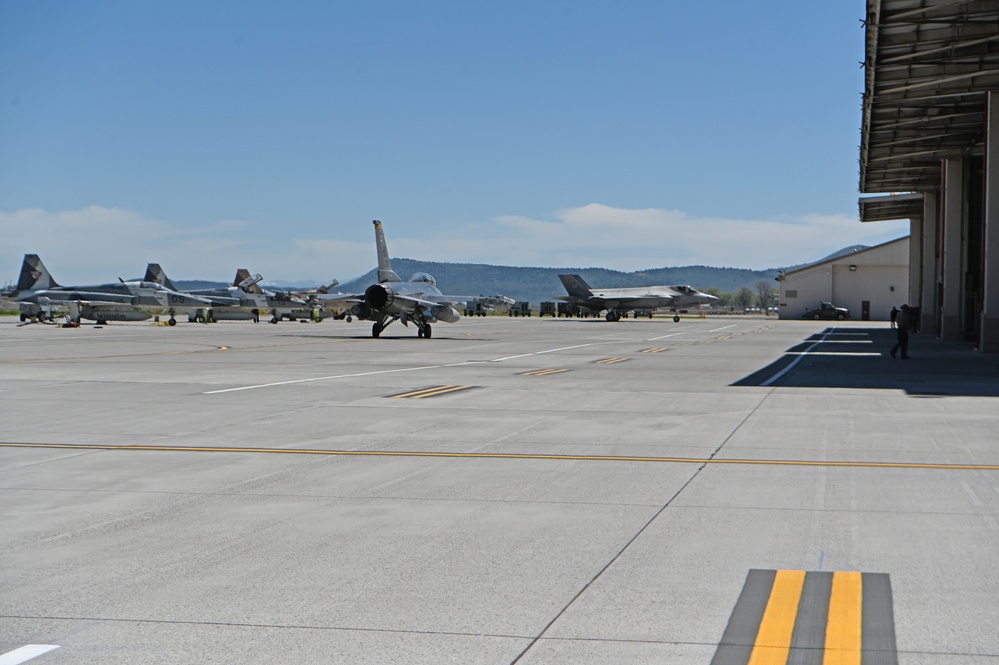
[777, 237, 910, 321]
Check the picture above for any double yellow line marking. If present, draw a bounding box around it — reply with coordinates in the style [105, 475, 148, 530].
[520, 368, 570, 376]
[750, 571, 861, 664]
[3, 442, 997, 471]
[641, 347, 668, 353]
[714, 570, 892, 665]
[595, 357, 629, 364]
[388, 385, 474, 399]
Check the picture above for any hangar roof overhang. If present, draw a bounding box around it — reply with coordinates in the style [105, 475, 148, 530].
[859, 192, 925, 221]
[860, 0, 999, 203]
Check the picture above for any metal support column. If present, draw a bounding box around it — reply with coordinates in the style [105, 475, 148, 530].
[940, 158, 964, 341]
[908, 216, 922, 311]
[981, 92, 999, 352]
[920, 191, 939, 335]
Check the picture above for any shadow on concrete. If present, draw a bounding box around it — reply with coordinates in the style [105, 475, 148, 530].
[733, 327, 999, 397]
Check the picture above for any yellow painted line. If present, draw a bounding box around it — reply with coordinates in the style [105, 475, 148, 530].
[2, 442, 999, 471]
[824, 572, 862, 665]
[641, 347, 667, 353]
[521, 368, 570, 376]
[595, 358, 629, 364]
[390, 385, 473, 399]
[748, 569, 805, 665]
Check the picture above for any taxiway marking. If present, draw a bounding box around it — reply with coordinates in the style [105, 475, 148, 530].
[761, 328, 835, 387]
[0, 646, 60, 665]
[520, 368, 571, 376]
[2, 442, 997, 471]
[713, 570, 895, 665]
[388, 385, 475, 399]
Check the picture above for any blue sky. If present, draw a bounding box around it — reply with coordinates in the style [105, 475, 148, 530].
[1, 1, 909, 285]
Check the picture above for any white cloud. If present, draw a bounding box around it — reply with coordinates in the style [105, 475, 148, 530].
[396, 204, 910, 272]
[1, 204, 911, 287]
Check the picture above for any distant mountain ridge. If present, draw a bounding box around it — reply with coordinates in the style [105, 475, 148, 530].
[176, 248, 871, 305]
[332, 260, 781, 305]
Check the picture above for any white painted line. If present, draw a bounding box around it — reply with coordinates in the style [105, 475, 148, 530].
[204, 365, 448, 394]
[787, 352, 881, 356]
[709, 324, 737, 332]
[0, 645, 60, 664]
[647, 332, 688, 341]
[490, 343, 603, 362]
[761, 329, 835, 387]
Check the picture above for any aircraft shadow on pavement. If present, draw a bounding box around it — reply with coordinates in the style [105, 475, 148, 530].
[732, 327, 999, 397]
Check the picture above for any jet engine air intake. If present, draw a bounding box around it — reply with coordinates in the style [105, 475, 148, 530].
[364, 283, 394, 309]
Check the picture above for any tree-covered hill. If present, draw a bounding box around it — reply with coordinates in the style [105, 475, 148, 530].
[331, 260, 780, 305]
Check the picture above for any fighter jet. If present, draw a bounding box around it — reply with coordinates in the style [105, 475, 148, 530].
[229, 269, 339, 323]
[555, 273, 718, 322]
[2, 254, 219, 325]
[143, 264, 326, 324]
[319, 220, 470, 338]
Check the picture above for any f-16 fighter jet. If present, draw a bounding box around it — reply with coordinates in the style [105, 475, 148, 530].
[319, 220, 470, 338]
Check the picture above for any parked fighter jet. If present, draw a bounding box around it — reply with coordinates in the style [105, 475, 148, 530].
[555, 274, 718, 322]
[319, 220, 470, 338]
[143, 264, 324, 324]
[230, 269, 339, 323]
[2, 254, 218, 325]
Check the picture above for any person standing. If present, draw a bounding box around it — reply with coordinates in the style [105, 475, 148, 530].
[890, 304, 911, 359]
[890, 306, 899, 329]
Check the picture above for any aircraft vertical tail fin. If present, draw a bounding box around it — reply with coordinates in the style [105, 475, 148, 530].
[373, 219, 401, 283]
[234, 269, 263, 293]
[558, 274, 594, 297]
[17, 254, 58, 291]
[144, 264, 177, 291]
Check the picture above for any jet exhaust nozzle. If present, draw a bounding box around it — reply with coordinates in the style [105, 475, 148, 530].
[364, 283, 394, 310]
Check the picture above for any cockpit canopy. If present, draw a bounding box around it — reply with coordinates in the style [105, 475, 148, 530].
[409, 272, 437, 287]
[672, 285, 693, 294]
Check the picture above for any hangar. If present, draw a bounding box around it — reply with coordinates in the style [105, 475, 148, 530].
[778, 236, 910, 320]
[861, 0, 999, 351]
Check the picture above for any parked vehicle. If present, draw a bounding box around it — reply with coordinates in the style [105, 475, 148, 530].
[508, 302, 531, 317]
[463, 299, 490, 317]
[804, 302, 849, 320]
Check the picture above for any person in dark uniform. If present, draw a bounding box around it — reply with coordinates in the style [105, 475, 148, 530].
[890, 306, 899, 329]
[890, 305, 911, 359]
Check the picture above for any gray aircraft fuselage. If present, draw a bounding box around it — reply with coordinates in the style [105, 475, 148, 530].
[556, 274, 718, 322]
[320, 220, 466, 338]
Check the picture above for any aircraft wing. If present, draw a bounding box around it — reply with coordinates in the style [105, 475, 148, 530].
[393, 293, 472, 309]
[33, 291, 138, 305]
[573, 295, 678, 310]
[413, 293, 474, 305]
[314, 292, 364, 305]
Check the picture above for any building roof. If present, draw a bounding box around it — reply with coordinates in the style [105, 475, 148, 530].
[859, 192, 924, 222]
[860, 0, 999, 195]
[780, 236, 910, 277]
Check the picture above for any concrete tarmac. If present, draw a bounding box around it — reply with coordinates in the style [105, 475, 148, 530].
[1, 315, 997, 664]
